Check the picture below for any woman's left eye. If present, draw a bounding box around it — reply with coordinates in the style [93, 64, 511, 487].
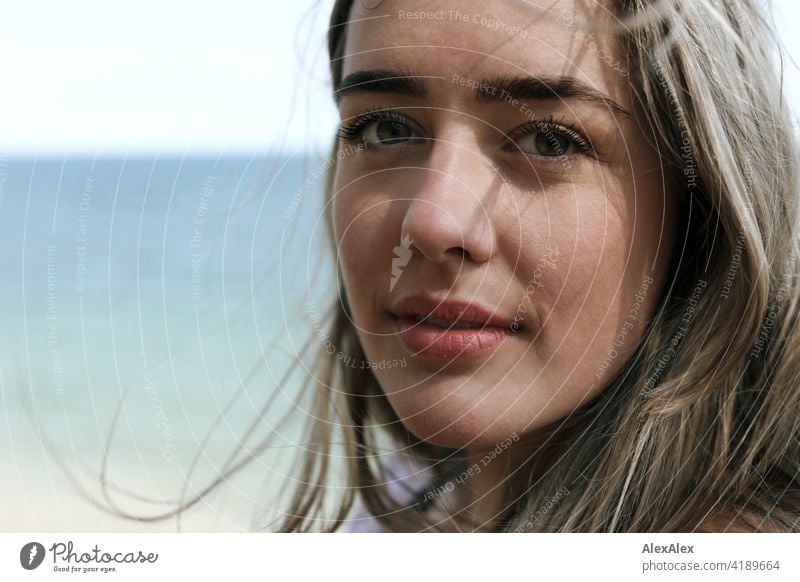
[519, 131, 575, 156]
[509, 122, 591, 158]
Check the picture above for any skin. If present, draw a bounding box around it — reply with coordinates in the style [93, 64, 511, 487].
[331, 0, 678, 527]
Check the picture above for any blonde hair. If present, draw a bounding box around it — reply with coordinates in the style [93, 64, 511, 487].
[271, 0, 800, 533]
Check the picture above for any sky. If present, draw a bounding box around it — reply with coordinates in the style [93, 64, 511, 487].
[0, 0, 797, 155]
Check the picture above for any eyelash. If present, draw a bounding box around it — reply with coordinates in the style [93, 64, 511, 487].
[336, 106, 594, 158]
[336, 106, 415, 142]
[506, 115, 593, 156]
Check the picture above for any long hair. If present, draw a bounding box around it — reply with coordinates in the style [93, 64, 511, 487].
[275, 0, 800, 532]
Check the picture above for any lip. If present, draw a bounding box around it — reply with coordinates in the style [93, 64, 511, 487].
[390, 294, 521, 359]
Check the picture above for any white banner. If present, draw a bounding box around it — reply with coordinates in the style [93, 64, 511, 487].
[1, 533, 798, 581]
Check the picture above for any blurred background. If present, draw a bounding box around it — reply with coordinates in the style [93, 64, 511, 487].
[0, 0, 798, 531]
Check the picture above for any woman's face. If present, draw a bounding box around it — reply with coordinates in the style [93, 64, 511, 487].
[331, 0, 677, 450]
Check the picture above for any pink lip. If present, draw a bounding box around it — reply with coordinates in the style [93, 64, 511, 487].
[391, 295, 520, 359]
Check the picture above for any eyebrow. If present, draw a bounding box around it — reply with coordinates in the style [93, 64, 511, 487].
[335, 69, 428, 100]
[335, 69, 630, 116]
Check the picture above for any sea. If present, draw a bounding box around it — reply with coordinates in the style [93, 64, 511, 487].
[0, 153, 338, 531]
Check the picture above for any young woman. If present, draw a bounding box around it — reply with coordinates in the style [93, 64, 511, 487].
[270, 0, 800, 533]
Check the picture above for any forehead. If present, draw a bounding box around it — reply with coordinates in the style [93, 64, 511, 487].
[342, 0, 626, 102]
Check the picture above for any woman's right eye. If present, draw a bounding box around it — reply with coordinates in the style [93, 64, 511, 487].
[362, 119, 422, 146]
[338, 111, 425, 149]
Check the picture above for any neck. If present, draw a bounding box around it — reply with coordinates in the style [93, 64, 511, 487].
[462, 427, 560, 531]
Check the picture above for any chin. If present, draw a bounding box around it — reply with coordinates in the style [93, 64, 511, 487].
[401, 417, 507, 450]
[383, 388, 527, 451]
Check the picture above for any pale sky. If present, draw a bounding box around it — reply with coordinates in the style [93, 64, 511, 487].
[0, 0, 797, 155]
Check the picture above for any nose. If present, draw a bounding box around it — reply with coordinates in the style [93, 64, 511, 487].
[401, 141, 496, 265]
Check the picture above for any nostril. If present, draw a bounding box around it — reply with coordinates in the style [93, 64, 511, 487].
[445, 246, 468, 259]
[401, 197, 493, 264]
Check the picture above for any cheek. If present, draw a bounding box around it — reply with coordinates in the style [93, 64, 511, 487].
[548, 209, 629, 336]
[332, 177, 399, 319]
[514, 188, 632, 312]
[518, 188, 650, 395]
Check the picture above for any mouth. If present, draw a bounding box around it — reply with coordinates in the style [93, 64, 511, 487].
[410, 315, 488, 329]
[390, 295, 523, 359]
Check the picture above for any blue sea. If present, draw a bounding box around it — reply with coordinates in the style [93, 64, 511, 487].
[0, 153, 337, 530]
